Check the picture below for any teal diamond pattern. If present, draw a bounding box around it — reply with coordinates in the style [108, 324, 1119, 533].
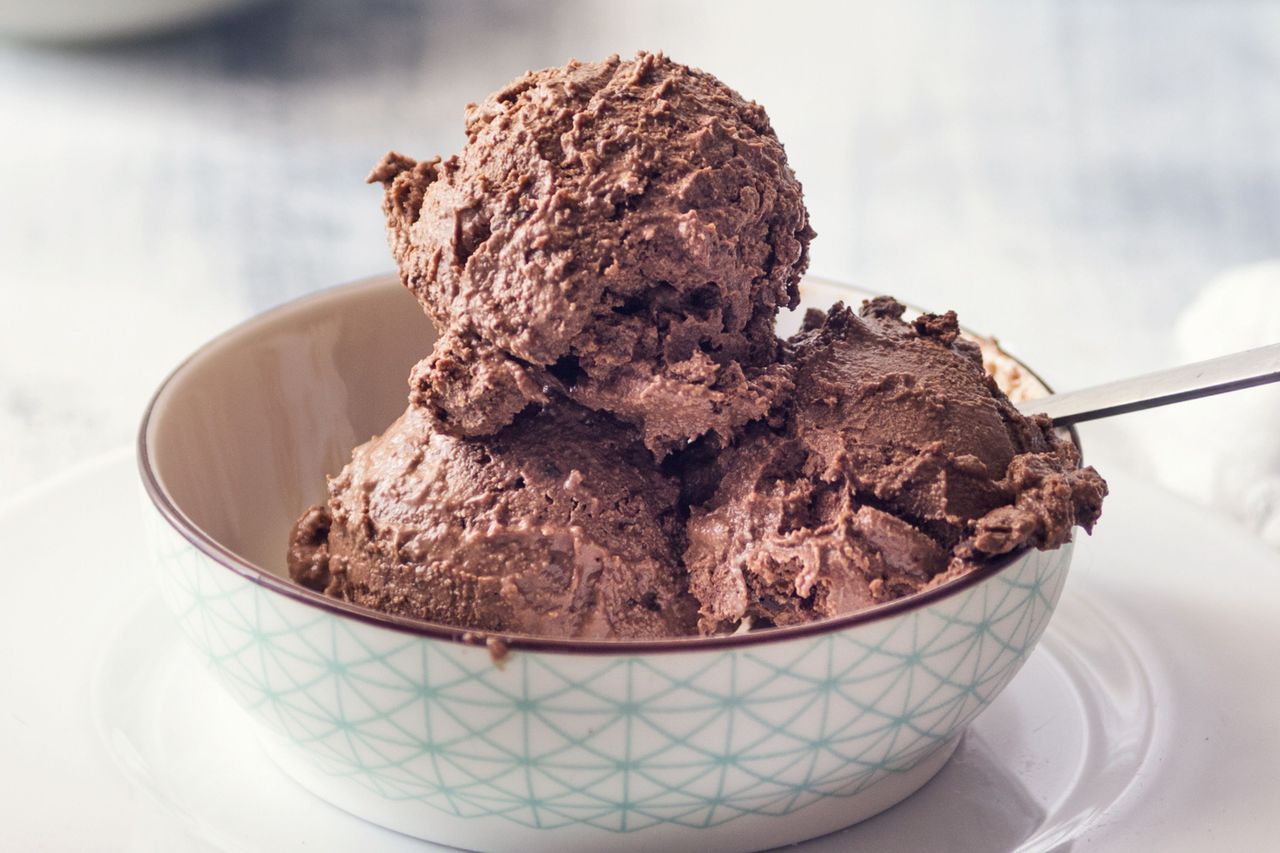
[146, 506, 1069, 834]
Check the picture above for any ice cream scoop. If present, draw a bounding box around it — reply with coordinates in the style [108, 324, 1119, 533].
[685, 298, 1107, 634]
[289, 402, 699, 640]
[369, 51, 814, 456]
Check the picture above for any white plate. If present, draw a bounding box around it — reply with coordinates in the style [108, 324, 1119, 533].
[1, 450, 1278, 852]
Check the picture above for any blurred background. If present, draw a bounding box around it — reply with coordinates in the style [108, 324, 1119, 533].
[2, 0, 1278, 544]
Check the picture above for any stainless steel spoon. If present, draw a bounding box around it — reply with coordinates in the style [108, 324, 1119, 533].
[1018, 342, 1280, 425]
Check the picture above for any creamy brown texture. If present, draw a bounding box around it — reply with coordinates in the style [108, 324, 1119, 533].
[685, 298, 1107, 634]
[290, 403, 698, 640]
[368, 52, 813, 456]
[289, 54, 1107, 641]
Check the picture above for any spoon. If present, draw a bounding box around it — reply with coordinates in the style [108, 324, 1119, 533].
[1018, 342, 1280, 425]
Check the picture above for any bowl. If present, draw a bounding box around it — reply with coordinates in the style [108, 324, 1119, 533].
[138, 274, 1073, 852]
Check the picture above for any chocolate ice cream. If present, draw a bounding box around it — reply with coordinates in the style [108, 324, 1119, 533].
[369, 52, 813, 456]
[685, 298, 1107, 634]
[289, 402, 698, 640]
[288, 53, 1106, 641]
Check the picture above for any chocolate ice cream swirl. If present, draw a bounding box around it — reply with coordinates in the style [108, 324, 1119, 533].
[369, 51, 814, 456]
[289, 403, 699, 640]
[290, 53, 1107, 641]
[685, 298, 1107, 634]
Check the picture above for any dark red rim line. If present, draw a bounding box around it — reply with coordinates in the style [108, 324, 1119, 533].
[136, 274, 1074, 657]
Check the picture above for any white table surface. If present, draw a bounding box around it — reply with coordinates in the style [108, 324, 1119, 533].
[2, 0, 1279, 527]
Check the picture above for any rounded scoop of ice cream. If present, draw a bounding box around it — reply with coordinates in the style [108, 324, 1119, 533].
[368, 51, 813, 456]
[288, 403, 699, 640]
[685, 298, 1107, 634]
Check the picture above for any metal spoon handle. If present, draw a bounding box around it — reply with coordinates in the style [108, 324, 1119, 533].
[1018, 342, 1280, 425]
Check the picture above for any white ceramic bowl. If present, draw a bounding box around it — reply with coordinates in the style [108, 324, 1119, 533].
[138, 275, 1073, 852]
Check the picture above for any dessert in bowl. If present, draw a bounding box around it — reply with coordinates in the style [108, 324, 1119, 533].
[139, 53, 1104, 852]
[140, 273, 1089, 853]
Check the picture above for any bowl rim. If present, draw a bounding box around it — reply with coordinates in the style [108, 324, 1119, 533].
[138, 273, 1075, 656]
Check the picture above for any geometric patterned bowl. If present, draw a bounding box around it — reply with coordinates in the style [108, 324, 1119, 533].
[139, 276, 1073, 852]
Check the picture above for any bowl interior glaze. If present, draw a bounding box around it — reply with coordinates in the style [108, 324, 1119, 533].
[146, 279, 430, 575]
